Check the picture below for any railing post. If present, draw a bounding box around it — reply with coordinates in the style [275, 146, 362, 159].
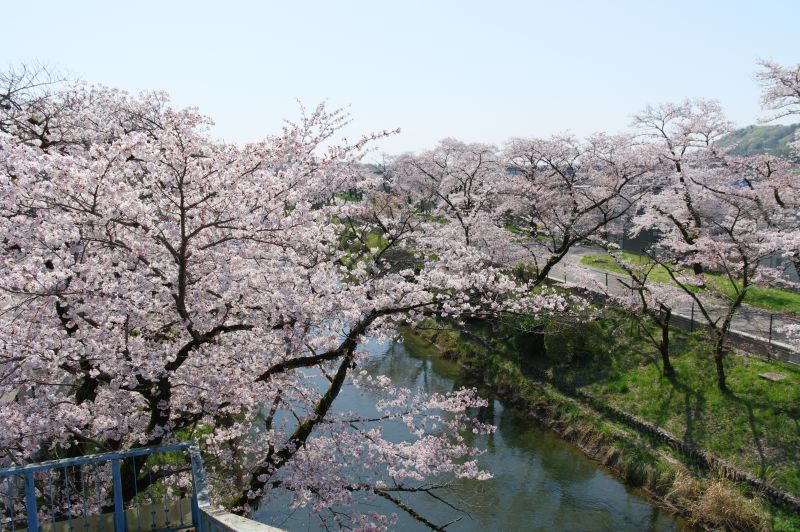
[605, 272, 608, 288]
[769, 314, 774, 344]
[189, 441, 209, 532]
[25, 471, 38, 532]
[111, 459, 126, 532]
[690, 302, 695, 332]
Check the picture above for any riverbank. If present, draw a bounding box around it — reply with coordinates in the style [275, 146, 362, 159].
[403, 318, 800, 531]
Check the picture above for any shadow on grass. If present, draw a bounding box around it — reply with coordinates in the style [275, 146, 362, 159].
[663, 373, 706, 446]
[720, 388, 768, 480]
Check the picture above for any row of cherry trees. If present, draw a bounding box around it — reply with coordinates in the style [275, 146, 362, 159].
[0, 60, 798, 529]
[386, 61, 800, 393]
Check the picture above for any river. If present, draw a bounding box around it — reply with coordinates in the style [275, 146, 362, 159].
[255, 334, 688, 531]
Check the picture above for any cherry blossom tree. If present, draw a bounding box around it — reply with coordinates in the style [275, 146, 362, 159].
[756, 60, 800, 122]
[632, 99, 733, 276]
[625, 65, 800, 390]
[500, 133, 652, 283]
[635, 146, 788, 390]
[753, 60, 800, 274]
[390, 138, 507, 252]
[0, 72, 563, 529]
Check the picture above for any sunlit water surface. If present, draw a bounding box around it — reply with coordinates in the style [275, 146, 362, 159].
[254, 336, 688, 531]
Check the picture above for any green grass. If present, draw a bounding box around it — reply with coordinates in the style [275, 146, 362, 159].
[581, 251, 676, 283]
[742, 285, 800, 315]
[428, 314, 800, 496]
[364, 231, 388, 251]
[411, 316, 800, 530]
[504, 224, 527, 236]
[421, 212, 449, 223]
[503, 224, 553, 244]
[337, 228, 391, 270]
[507, 316, 800, 497]
[334, 191, 362, 202]
[581, 251, 800, 314]
[591, 333, 800, 494]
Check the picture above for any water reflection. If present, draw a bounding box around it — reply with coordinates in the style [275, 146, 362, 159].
[256, 336, 688, 531]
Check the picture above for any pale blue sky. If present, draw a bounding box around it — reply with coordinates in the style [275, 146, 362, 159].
[2, 1, 798, 156]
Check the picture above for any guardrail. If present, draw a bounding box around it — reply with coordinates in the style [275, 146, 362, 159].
[0, 441, 279, 531]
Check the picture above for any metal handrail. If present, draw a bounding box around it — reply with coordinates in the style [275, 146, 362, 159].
[1, 441, 200, 532]
[0, 440, 279, 531]
[0, 442, 194, 477]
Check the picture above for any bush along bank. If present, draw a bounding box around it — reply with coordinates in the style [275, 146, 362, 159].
[403, 316, 800, 531]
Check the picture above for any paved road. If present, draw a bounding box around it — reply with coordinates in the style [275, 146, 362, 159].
[540, 245, 799, 353]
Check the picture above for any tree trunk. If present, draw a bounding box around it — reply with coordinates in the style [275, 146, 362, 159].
[660, 307, 674, 377]
[713, 340, 727, 392]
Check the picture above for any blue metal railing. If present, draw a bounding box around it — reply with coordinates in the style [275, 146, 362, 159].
[0, 441, 203, 531]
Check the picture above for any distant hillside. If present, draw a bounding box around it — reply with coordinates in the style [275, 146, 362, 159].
[719, 123, 799, 157]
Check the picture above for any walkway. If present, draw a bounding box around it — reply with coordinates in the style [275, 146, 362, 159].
[538, 245, 799, 361]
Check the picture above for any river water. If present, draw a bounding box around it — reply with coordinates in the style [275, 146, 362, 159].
[257, 335, 687, 531]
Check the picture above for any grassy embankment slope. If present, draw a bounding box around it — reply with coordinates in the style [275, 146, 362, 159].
[409, 313, 800, 531]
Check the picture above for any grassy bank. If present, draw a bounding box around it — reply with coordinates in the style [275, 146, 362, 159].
[580, 251, 800, 315]
[406, 315, 800, 531]
[582, 332, 800, 495]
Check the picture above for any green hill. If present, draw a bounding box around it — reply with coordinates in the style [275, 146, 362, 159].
[719, 123, 799, 157]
